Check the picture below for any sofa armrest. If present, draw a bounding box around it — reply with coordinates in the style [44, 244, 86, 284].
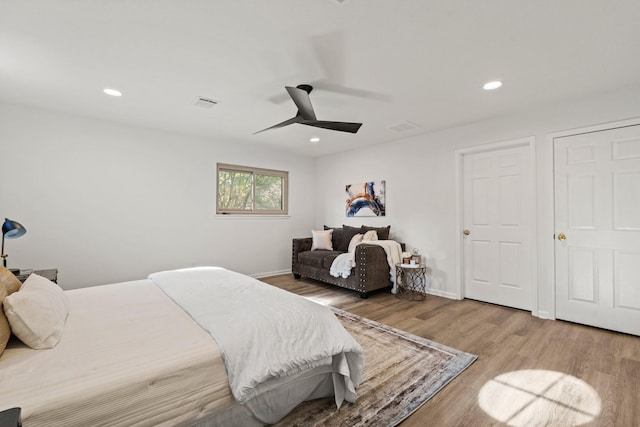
[353, 244, 394, 291]
[292, 237, 313, 264]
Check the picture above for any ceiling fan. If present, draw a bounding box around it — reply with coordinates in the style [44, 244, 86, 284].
[254, 84, 362, 134]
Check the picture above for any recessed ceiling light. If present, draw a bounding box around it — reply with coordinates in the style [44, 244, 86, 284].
[310, 136, 320, 143]
[103, 88, 122, 97]
[483, 81, 503, 91]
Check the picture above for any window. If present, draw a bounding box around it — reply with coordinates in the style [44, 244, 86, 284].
[216, 163, 288, 215]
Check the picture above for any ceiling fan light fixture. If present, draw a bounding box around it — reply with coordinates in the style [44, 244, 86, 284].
[103, 88, 123, 97]
[254, 84, 363, 135]
[483, 80, 503, 91]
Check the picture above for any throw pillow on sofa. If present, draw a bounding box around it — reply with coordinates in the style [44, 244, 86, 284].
[311, 229, 333, 250]
[323, 226, 345, 251]
[324, 225, 363, 252]
[361, 225, 391, 240]
[342, 225, 365, 251]
[362, 230, 378, 241]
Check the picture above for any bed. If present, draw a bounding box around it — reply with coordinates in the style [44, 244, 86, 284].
[0, 267, 364, 426]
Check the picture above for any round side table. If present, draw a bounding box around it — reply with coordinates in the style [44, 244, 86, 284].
[396, 264, 427, 301]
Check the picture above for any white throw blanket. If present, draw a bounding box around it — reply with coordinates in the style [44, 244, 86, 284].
[330, 240, 403, 292]
[330, 252, 355, 279]
[148, 267, 363, 422]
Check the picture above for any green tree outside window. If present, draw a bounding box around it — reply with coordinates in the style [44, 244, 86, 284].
[217, 164, 288, 214]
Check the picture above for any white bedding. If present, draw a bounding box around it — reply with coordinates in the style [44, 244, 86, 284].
[0, 269, 364, 426]
[0, 280, 232, 426]
[149, 267, 364, 423]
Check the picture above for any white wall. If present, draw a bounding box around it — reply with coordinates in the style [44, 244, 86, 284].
[4, 84, 640, 304]
[0, 103, 316, 289]
[315, 85, 640, 318]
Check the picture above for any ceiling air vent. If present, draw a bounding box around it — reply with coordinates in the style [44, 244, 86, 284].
[388, 121, 420, 133]
[193, 97, 219, 109]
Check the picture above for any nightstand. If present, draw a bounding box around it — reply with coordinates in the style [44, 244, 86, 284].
[16, 269, 58, 284]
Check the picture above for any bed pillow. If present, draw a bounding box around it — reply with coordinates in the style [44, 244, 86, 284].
[0, 266, 22, 295]
[3, 273, 70, 350]
[0, 285, 10, 356]
[348, 233, 364, 252]
[361, 225, 391, 240]
[0, 266, 22, 356]
[311, 229, 333, 251]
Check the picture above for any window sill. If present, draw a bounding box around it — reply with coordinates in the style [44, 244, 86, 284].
[215, 214, 291, 220]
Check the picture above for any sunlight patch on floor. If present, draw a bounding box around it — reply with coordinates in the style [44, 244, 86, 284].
[478, 369, 601, 426]
[304, 295, 341, 306]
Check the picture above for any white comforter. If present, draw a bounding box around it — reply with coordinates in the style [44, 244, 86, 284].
[148, 267, 364, 422]
[330, 240, 403, 291]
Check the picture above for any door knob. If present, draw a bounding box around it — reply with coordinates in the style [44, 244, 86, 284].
[557, 233, 566, 241]
[463, 229, 470, 236]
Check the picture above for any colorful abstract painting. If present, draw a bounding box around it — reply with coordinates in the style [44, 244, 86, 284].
[345, 181, 386, 217]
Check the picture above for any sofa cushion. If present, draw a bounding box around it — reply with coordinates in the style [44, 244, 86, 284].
[361, 225, 391, 240]
[327, 225, 363, 252]
[298, 250, 329, 268]
[298, 250, 344, 269]
[323, 226, 345, 252]
[341, 225, 364, 251]
[322, 252, 342, 269]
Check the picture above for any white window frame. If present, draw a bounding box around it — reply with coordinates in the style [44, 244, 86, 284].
[216, 163, 289, 215]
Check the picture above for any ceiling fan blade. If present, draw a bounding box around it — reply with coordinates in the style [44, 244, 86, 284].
[301, 120, 362, 134]
[285, 86, 317, 121]
[253, 116, 301, 134]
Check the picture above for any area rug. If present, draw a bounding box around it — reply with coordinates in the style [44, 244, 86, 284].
[276, 309, 477, 426]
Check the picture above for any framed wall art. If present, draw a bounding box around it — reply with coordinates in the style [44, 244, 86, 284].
[345, 180, 386, 217]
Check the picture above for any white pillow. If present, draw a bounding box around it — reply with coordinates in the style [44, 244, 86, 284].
[3, 273, 70, 349]
[348, 233, 364, 252]
[311, 229, 333, 250]
[362, 230, 379, 241]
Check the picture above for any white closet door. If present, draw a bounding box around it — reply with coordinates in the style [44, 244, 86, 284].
[554, 124, 640, 336]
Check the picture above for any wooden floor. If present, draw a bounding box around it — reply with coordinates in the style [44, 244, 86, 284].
[260, 274, 640, 427]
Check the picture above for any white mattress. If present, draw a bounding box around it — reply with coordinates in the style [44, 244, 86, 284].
[0, 279, 236, 426]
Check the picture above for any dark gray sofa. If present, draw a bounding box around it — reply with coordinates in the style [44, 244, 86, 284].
[292, 225, 403, 298]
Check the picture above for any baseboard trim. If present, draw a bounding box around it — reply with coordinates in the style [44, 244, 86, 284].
[426, 288, 458, 299]
[252, 269, 291, 279]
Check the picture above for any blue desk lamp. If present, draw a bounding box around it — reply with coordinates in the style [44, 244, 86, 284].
[2, 218, 27, 272]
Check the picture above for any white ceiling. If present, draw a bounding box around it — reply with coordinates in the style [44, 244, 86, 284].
[2, 0, 640, 157]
